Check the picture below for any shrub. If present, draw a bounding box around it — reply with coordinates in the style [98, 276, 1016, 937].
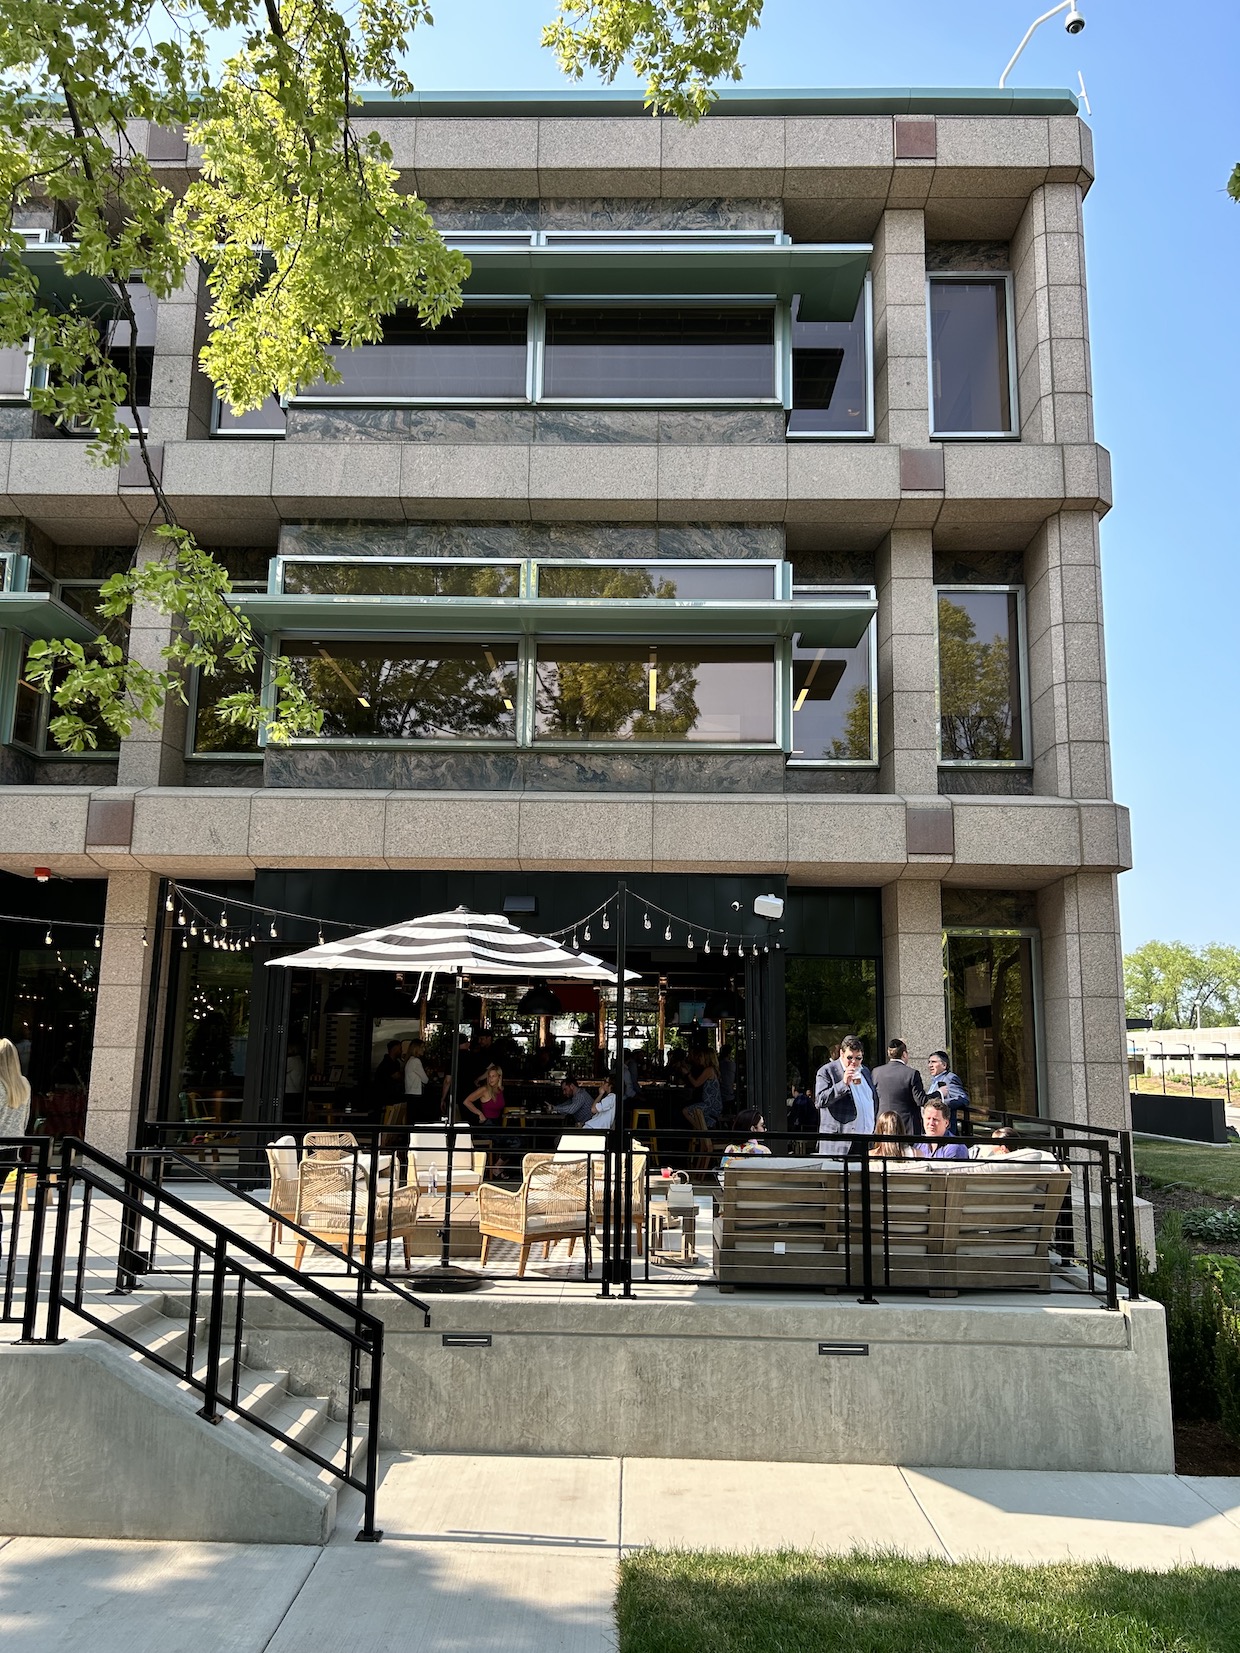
[1143, 1215, 1240, 1439]
[1180, 1206, 1240, 1244]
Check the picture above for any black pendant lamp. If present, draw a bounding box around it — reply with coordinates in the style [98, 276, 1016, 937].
[516, 978, 564, 1017]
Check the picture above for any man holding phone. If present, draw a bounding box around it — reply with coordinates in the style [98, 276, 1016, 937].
[814, 1034, 876, 1158]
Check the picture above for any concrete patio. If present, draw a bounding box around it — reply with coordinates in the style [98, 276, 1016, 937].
[3, 1453, 1240, 1652]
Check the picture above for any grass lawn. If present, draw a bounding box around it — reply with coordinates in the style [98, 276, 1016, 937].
[617, 1551, 1240, 1653]
[1133, 1137, 1240, 1200]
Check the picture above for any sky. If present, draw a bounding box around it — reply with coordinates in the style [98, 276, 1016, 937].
[396, 1, 1240, 951]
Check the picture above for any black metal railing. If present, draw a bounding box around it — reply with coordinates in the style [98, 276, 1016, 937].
[34, 1137, 430, 1540]
[134, 1111, 1138, 1308]
[1, 1136, 54, 1341]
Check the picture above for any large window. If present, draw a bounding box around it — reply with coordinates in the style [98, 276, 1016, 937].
[282, 560, 521, 599]
[535, 562, 774, 601]
[0, 342, 31, 400]
[785, 957, 881, 1093]
[8, 580, 124, 755]
[534, 644, 776, 744]
[790, 586, 875, 763]
[928, 275, 1015, 437]
[936, 586, 1027, 764]
[945, 930, 1040, 1116]
[295, 306, 529, 403]
[542, 305, 776, 401]
[282, 640, 519, 742]
[787, 284, 872, 437]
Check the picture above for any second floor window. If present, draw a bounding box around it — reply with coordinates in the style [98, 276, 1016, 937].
[541, 306, 776, 401]
[936, 586, 1027, 764]
[928, 275, 1015, 437]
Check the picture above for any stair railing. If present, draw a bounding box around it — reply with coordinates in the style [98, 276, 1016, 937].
[42, 1137, 429, 1540]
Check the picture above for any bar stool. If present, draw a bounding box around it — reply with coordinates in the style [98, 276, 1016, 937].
[630, 1106, 658, 1159]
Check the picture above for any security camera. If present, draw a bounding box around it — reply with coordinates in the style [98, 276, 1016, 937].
[753, 894, 785, 921]
[730, 901, 742, 912]
[1064, 7, 1085, 33]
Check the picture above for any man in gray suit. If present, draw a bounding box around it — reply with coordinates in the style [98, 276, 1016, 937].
[814, 1034, 876, 1157]
[869, 1038, 927, 1136]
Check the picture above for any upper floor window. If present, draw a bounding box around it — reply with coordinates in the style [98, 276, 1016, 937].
[541, 306, 776, 402]
[295, 305, 529, 404]
[790, 586, 876, 763]
[0, 342, 32, 401]
[283, 639, 520, 742]
[787, 283, 872, 438]
[534, 644, 776, 745]
[936, 585, 1027, 765]
[928, 275, 1015, 438]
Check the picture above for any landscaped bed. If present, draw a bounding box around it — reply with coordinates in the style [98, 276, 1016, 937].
[617, 1552, 1240, 1653]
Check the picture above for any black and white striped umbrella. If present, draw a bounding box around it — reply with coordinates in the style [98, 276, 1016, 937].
[267, 905, 636, 982]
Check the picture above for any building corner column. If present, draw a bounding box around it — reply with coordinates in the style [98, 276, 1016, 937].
[85, 872, 162, 1159]
[1036, 872, 1128, 1130]
[881, 879, 947, 1075]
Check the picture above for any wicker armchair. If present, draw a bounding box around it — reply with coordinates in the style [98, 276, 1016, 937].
[303, 1130, 395, 1192]
[292, 1153, 419, 1269]
[264, 1137, 300, 1251]
[477, 1153, 591, 1278]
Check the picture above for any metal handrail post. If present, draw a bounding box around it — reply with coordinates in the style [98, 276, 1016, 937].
[620, 1131, 634, 1298]
[439, 1122, 456, 1270]
[18, 1138, 52, 1343]
[42, 1137, 76, 1344]
[1097, 1144, 1120, 1311]
[857, 1146, 877, 1304]
[597, 1139, 612, 1297]
[356, 1331, 385, 1542]
[1117, 1130, 1141, 1299]
[198, 1242, 229, 1422]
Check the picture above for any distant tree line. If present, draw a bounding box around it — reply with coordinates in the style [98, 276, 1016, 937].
[1124, 941, 1240, 1029]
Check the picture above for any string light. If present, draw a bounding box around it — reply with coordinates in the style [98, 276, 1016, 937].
[269, 920, 278, 939]
[44, 929, 52, 946]
[704, 938, 711, 954]
[572, 932, 580, 951]
[219, 911, 228, 928]
[141, 930, 149, 948]
[687, 934, 695, 950]
[601, 912, 610, 930]
[722, 940, 729, 957]
[584, 925, 591, 941]
[94, 932, 101, 949]
[177, 910, 186, 926]
[664, 923, 672, 941]
[643, 911, 651, 930]
[190, 921, 198, 937]
[318, 928, 324, 945]
[181, 935, 188, 950]
[165, 893, 174, 912]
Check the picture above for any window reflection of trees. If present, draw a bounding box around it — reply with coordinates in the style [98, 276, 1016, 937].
[284, 642, 518, 740]
[937, 594, 1019, 761]
[282, 562, 520, 599]
[535, 645, 700, 741]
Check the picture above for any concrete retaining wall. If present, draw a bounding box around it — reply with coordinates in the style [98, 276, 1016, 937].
[0, 1341, 334, 1544]
[247, 1294, 1175, 1475]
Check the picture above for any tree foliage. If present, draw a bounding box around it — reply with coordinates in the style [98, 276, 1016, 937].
[0, 0, 763, 750]
[1123, 939, 1240, 1029]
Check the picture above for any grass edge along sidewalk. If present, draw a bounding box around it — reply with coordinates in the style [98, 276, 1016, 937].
[617, 1550, 1240, 1653]
[1134, 1138, 1240, 1201]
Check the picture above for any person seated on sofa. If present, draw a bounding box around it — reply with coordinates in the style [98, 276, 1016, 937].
[984, 1124, 1058, 1164]
[870, 1109, 915, 1160]
[553, 1077, 596, 1127]
[718, 1109, 772, 1170]
[583, 1082, 617, 1131]
[915, 1097, 968, 1161]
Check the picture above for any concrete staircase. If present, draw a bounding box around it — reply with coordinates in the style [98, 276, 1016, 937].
[80, 1291, 367, 1504]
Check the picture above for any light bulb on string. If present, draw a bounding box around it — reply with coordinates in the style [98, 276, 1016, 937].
[318, 929, 324, 945]
[219, 911, 228, 928]
[643, 912, 651, 930]
[584, 925, 591, 941]
[664, 923, 672, 942]
[181, 936, 188, 951]
[190, 921, 198, 937]
[165, 892, 174, 912]
[764, 943, 770, 954]
[141, 930, 149, 949]
[94, 932, 101, 949]
[44, 929, 53, 946]
[722, 940, 729, 958]
[269, 920, 278, 939]
[177, 911, 186, 927]
[572, 932, 580, 951]
[704, 938, 711, 955]
[687, 934, 695, 950]
[601, 911, 610, 930]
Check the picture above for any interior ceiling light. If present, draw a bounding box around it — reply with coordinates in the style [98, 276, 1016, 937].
[517, 979, 564, 1017]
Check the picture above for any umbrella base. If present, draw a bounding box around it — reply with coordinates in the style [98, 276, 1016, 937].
[407, 1265, 484, 1294]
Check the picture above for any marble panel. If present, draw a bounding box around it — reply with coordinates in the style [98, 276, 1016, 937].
[285, 408, 535, 445]
[0, 518, 25, 552]
[656, 410, 785, 444]
[33, 759, 118, 788]
[0, 746, 35, 785]
[277, 521, 410, 558]
[938, 769, 1034, 795]
[925, 240, 1011, 271]
[784, 767, 880, 794]
[263, 747, 521, 792]
[519, 751, 653, 793]
[0, 408, 36, 440]
[421, 199, 538, 230]
[533, 410, 658, 445]
[656, 523, 784, 559]
[183, 760, 263, 788]
[652, 752, 786, 794]
[422, 197, 783, 231]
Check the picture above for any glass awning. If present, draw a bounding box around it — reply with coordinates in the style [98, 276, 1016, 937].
[0, 592, 99, 642]
[14, 243, 122, 316]
[457, 242, 872, 324]
[230, 591, 875, 649]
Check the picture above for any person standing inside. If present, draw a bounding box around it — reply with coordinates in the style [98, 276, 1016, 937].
[869, 1038, 927, 1137]
[814, 1034, 876, 1157]
[402, 1038, 433, 1123]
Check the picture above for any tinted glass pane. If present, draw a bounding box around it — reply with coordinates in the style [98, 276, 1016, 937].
[788, 290, 868, 435]
[193, 656, 262, 754]
[790, 620, 874, 761]
[281, 561, 520, 598]
[298, 307, 528, 400]
[946, 933, 1038, 1115]
[543, 307, 775, 399]
[284, 640, 518, 740]
[785, 957, 880, 1094]
[930, 278, 1012, 433]
[536, 563, 774, 601]
[534, 644, 775, 743]
[937, 589, 1023, 761]
[217, 394, 286, 434]
[12, 665, 40, 747]
[0, 343, 30, 398]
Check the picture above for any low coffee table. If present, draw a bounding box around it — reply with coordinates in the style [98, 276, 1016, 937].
[409, 1189, 482, 1259]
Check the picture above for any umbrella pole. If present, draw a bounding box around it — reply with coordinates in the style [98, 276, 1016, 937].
[439, 969, 462, 1272]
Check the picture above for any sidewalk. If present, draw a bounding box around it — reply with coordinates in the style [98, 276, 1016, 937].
[3, 1453, 1240, 1652]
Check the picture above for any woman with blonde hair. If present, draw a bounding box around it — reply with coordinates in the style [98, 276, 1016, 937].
[870, 1109, 911, 1160]
[1, 1037, 33, 1259]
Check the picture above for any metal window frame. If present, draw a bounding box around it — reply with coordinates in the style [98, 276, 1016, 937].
[934, 583, 1031, 769]
[786, 583, 880, 767]
[926, 272, 1019, 441]
[942, 924, 1046, 1117]
[529, 556, 781, 600]
[273, 552, 525, 597]
[784, 273, 875, 442]
[186, 581, 268, 760]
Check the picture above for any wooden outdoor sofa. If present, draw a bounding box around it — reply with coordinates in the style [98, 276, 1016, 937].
[713, 1158, 1071, 1293]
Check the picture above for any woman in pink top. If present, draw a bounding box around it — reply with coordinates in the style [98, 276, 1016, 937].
[462, 1064, 505, 1125]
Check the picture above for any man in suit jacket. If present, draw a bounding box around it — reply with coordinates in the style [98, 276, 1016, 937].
[869, 1038, 927, 1135]
[814, 1034, 876, 1157]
